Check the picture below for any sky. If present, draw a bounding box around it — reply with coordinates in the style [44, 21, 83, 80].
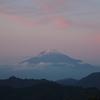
[0, 0, 100, 65]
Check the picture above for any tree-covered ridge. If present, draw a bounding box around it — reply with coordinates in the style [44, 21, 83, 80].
[0, 76, 50, 88]
[0, 82, 100, 100]
[88, 98, 100, 100]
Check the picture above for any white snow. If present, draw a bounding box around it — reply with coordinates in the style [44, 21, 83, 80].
[37, 49, 62, 57]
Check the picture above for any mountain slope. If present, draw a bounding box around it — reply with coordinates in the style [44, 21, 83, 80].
[20, 49, 99, 80]
[0, 82, 100, 100]
[21, 49, 82, 64]
[75, 72, 100, 88]
[56, 78, 78, 85]
[20, 49, 99, 74]
[0, 76, 50, 88]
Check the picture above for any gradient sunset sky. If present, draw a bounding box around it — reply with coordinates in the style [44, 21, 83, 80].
[0, 0, 100, 65]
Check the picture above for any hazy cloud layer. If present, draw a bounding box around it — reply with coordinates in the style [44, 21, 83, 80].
[0, 0, 99, 29]
[0, 62, 75, 71]
[0, 62, 100, 80]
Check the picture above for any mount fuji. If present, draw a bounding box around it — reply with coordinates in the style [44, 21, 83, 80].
[16, 49, 100, 80]
[21, 49, 81, 64]
[21, 49, 97, 69]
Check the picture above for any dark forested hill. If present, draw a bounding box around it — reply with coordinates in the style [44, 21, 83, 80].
[56, 78, 78, 85]
[0, 76, 50, 88]
[1, 72, 100, 89]
[0, 82, 100, 100]
[75, 72, 100, 88]
[56, 72, 100, 88]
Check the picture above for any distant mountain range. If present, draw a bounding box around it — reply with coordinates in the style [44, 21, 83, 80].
[55, 72, 100, 88]
[0, 72, 100, 88]
[0, 76, 49, 88]
[75, 72, 100, 88]
[56, 78, 78, 85]
[21, 49, 97, 70]
[0, 72, 100, 100]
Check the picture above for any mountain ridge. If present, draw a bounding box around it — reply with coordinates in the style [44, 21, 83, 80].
[21, 49, 83, 64]
[56, 78, 78, 85]
[55, 72, 100, 88]
[1, 72, 100, 88]
[75, 72, 100, 88]
[0, 76, 50, 88]
[0, 76, 100, 100]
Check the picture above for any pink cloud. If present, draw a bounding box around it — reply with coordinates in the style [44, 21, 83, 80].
[0, 0, 94, 30]
[0, 11, 93, 30]
[92, 30, 100, 34]
[36, 1, 53, 14]
[0, 3, 3, 6]
[0, 13, 44, 26]
[91, 31, 100, 43]
[48, 15, 71, 29]
[0, 1, 72, 29]
[76, 22, 93, 28]
[52, 0, 69, 5]
[0, 13, 72, 30]
[62, 18, 94, 28]
[0, 0, 72, 29]
[93, 36, 100, 43]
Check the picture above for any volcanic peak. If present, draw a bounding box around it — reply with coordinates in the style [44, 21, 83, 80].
[37, 49, 62, 57]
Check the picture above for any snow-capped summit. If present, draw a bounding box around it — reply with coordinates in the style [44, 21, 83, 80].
[37, 49, 62, 57]
[20, 49, 97, 77]
[21, 49, 83, 64]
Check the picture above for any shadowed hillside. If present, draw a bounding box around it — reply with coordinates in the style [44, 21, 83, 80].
[75, 72, 100, 88]
[56, 78, 78, 85]
[0, 76, 50, 88]
[0, 82, 100, 100]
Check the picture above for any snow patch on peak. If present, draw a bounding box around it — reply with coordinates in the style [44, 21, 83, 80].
[37, 49, 62, 57]
[44, 49, 59, 54]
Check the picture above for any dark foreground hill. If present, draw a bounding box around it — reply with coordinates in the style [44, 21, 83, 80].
[1, 72, 100, 89]
[75, 72, 100, 88]
[0, 82, 100, 100]
[56, 78, 78, 85]
[55, 72, 100, 88]
[0, 76, 49, 88]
